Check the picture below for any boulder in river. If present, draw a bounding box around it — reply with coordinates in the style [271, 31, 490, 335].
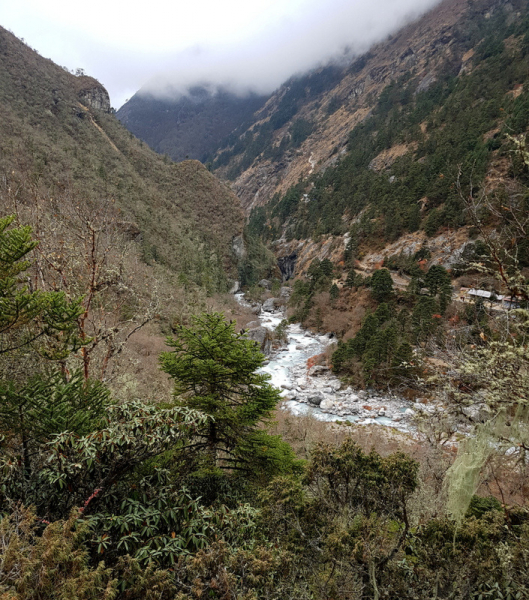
[307, 392, 324, 406]
[262, 298, 279, 312]
[320, 399, 335, 411]
[246, 327, 272, 355]
[308, 365, 330, 377]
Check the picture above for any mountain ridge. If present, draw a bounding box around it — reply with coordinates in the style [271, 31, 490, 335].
[0, 25, 245, 288]
[117, 86, 269, 163]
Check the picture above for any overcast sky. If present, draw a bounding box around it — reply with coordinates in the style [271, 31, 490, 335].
[0, 0, 442, 108]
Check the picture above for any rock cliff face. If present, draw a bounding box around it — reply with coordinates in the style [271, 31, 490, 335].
[76, 76, 111, 113]
[277, 253, 297, 281]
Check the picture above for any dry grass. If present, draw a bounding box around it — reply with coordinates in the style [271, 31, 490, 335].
[206, 293, 259, 331]
[271, 404, 529, 520]
[109, 324, 173, 403]
[271, 404, 420, 460]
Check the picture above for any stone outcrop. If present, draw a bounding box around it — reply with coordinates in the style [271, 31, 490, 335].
[246, 326, 272, 355]
[278, 253, 297, 280]
[262, 298, 279, 312]
[76, 76, 111, 113]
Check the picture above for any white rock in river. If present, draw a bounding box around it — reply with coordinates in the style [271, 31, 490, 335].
[405, 408, 415, 416]
[262, 297, 279, 312]
[281, 383, 293, 390]
[308, 365, 330, 377]
[320, 399, 335, 411]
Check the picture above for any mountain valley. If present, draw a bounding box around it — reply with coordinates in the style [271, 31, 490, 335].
[1, 0, 529, 597]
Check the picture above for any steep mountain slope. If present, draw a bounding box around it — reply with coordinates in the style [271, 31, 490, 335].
[0, 26, 244, 288]
[213, 0, 514, 212]
[246, 0, 529, 256]
[117, 86, 269, 163]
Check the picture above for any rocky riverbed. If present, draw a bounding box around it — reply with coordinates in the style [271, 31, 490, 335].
[237, 292, 420, 431]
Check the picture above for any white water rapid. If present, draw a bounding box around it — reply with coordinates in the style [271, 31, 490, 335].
[237, 293, 416, 431]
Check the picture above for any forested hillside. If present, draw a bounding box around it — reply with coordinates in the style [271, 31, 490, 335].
[212, 0, 529, 214]
[248, 0, 529, 244]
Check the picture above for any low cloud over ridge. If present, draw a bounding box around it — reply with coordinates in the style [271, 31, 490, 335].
[140, 0, 443, 101]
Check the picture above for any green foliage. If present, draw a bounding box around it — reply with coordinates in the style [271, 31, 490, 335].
[345, 269, 366, 288]
[160, 313, 297, 479]
[0, 506, 118, 600]
[370, 268, 394, 302]
[1, 399, 207, 520]
[424, 265, 453, 312]
[274, 319, 289, 343]
[237, 230, 276, 287]
[306, 439, 419, 516]
[307, 258, 334, 290]
[290, 118, 314, 148]
[411, 295, 439, 342]
[332, 302, 416, 385]
[83, 473, 213, 567]
[0, 373, 109, 443]
[0, 215, 83, 359]
[260, 440, 419, 599]
[466, 495, 503, 519]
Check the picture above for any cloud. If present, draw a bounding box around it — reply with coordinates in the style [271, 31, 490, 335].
[0, 0, 444, 108]
[139, 0, 443, 101]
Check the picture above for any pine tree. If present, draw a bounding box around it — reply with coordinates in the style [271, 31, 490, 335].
[0, 217, 107, 483]
[424, 265, 453, 313]
[345, 270, 357, 288]
[160, 312, 297, 479]
[370, 269, 394, 302]
[0, 215, 83, 359]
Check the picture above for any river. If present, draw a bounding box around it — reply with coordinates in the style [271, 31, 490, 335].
[237, 293, 417, 431]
